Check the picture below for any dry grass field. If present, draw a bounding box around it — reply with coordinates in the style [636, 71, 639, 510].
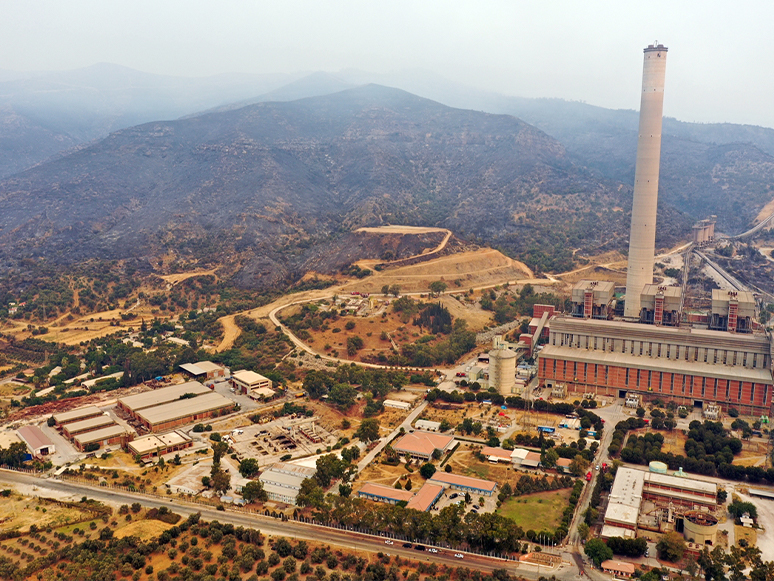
[0, 494, 92, 533]
[113, 518, 174, 540]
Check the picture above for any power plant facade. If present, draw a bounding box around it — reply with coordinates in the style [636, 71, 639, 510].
[624, 43, 668, 319]
[536, 42, 774, 416]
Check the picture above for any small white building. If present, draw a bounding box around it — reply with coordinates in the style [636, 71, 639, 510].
[383, 399, 411, 410]
[414, 419, 441, 432]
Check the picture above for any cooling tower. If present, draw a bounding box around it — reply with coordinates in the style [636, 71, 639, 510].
[624, 42, 668, 319]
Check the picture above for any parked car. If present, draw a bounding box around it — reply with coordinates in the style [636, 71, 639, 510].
[414, 545, 426, 552]
[384, 540, 393, 545]
[454, 553, 464, 559]
[402, 543, 413, 549]
[428, 548, 438, 553]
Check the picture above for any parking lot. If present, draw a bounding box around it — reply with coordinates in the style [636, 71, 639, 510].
[430, 487, 498, 514]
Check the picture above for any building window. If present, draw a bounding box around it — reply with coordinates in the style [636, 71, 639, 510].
[725, 381, 730, 399]
[636, 369, 640, 387]
[625, 368, 630, 385]
[670, 374, 675, 393]
[739, 383, 743, 401]
[666, 346, 671, 359]
[659, 372, 663, 391]
[751, 384, 755, 403]
[657, 343, 661, 357]
[685, 347, 689, 361]
[713, 350, 718, 364]
[701, 377, 706, 396]
[704, 349, 708, 363]
[648, 370, 652, 388]
[694, 348, 698, 362]
[553, 360, 557, 375]
[714, 378, 718, 398]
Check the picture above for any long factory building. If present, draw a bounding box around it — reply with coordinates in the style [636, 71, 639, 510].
[117, 381, 211, 419]
[539, 285, 774, 416]
[135, 391, 235, 432]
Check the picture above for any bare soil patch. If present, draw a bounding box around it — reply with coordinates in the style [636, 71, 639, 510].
[113, 518, 173, 540]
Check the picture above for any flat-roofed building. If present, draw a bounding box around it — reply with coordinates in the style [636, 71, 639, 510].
[118, 381, 211, 417]
[231, 370, 272, 395]
[17, 425, 55, 457]
[73, 425, 130, 451]
[393, 431, 455, 461]
[538, 316, 774, 416]
[428, 472, 497, 496]
[62, 415, 115, 438]
[53, 405, 103, 426]
[180, 361, 227, 382]
[135, 392, 236, 432]
[258, 462, 317, 505]
[127, 431, 193, 460]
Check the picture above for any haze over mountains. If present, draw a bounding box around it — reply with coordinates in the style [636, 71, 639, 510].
[1, 64, 773, 286]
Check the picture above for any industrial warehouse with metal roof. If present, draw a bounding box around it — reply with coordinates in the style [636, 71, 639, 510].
[117, 381, 211, 416]
[135, 391, 235, 432]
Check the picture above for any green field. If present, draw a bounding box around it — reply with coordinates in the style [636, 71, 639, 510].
[496, 488, 572, 531]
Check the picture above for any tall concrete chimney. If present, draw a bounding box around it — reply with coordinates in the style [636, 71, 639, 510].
[624, 42, 668, 319]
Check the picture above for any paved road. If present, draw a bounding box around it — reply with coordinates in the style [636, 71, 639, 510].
[356, 401, 428, 473]
[0, 469, 587, 580]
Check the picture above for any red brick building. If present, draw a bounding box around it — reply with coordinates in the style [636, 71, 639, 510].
[539, 317, 773, 415]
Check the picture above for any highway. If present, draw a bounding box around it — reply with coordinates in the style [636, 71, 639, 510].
[0, 469, 585, 580]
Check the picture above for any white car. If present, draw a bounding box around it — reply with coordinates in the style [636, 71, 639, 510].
[454, 553, 464, 559]
[384, 540, 393, 545]
[428, 548, 438, 553]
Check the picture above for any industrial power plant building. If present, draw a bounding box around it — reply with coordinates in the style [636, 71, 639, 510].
[537, 43, 774, 416]
[602, 467, 717, 543]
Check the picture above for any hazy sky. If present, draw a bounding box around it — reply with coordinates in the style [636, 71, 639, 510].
[3, 0, 774, 127]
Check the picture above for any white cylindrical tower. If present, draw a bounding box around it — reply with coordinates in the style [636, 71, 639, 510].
[624, 42, 668, 319]
[489, 348, 517, 395]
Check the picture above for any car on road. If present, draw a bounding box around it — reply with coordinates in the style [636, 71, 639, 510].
[414, 545, 426, 551]
[454, 553, 464, 559]
[384, 540, 394, 545]
[402, 543, 413, 549]
[428, 548, 438, 553]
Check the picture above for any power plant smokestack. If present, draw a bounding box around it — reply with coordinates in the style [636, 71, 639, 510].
[624, 42, 668, 319]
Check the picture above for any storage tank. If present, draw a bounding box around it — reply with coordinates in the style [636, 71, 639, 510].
[649, 461, 668, 474]
[683, 511, 718, 545]
[488, 348, 517, 395]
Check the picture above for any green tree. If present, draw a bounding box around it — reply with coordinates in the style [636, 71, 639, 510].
[657, 531, 686, 562]
[419, 463, 437, 479]
[241, 480, 268, 502]
[636, 407, 646, 418]
[584, 538, 613, 567]
[346, 336, 364, 356]
[429, 281, 448, 296]
[239, 458, 260, 478]
[577, 523, 590, 541]
[541, 448, 559, 469]
[355, 418, 380, 442]
[211, 468, 231, 496]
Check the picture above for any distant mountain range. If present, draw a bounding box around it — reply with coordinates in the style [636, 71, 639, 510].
[1, 65, 773, 286]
